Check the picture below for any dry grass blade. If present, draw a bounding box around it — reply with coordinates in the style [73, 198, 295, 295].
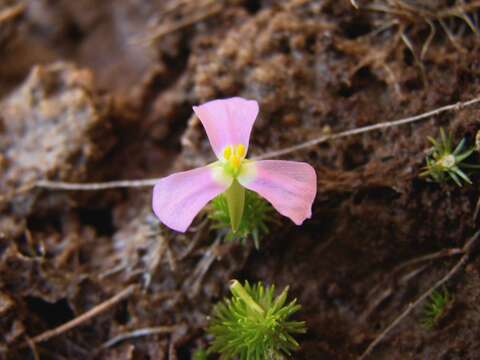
[361, 246, 464, 320]
[184, 238, 221, 298]
[358, 231, 480, 359]
[421, 19, 436, 59]
[351, 0, 480, 72]
[132, 1, 223, 46]
[23, 285, 138, 346]
[0, 181, 35, 203]
[256, 96, 480, 160]
[0, 3, 25, 24]
[30, 96, 480, 191]
[36, 178, 160, 190]
[25, 337, 40, 360]
[99, 326, 180, 349]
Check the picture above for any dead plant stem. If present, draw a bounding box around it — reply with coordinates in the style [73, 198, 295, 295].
[256, 96, 480, 160]
[0, 3, 25, 24]
[24, 285, 137, 347]
[99, 326, 179, 349]
[134, 1, 222, 45]
[358, 231, 480, 359]
[33, 95, 480, 190]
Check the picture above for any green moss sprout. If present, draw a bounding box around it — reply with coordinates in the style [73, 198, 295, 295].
[420, 287, 453, 329]
[207, 280, 306, 360]
[209, 190, 274, 249]
[193, 347, 209, 360]
[420, 128, 480, 186]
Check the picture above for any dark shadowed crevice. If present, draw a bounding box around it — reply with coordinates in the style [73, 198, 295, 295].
[77, 207, 115, 236]
[26, 297, 75, 327]
[244, 0, 262, 14]
[341, 16, 372, 39]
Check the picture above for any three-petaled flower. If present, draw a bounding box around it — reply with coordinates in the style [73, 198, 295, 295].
[152, 97, 317, 232]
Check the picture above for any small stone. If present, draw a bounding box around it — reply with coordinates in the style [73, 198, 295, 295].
[0, 292, 14, 315]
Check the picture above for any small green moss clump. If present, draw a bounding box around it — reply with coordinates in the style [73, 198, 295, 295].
[192, 348, 208, 360]
[420, 128, 480, 186]
[209, 190, 274, 249]
[420, 288, 453, 329]
[207, 280, 306, 360]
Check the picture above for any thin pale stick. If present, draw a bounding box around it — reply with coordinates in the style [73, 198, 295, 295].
[0, 3, 25, 24]
[438, 17, 465, 52]
[0, 181, 35, 203]
[36, 178, 160, 190]
[421, 19, 436, 59]
[25, 285, 137, 346]
[99, 326, 179, 349]
[361, 245, 466, 320]
[363, 247, 463, 318]
[255, 96, 480, 160]
[34, 96, 480, 191]
[400, 30, 426, 83]
[132, 2, 222, 45]
[25, 337, 40, 360]
[391, 247, 463, 274]
[358, 231, 480, 359]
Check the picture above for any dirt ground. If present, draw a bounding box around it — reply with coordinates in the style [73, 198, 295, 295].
[2, 0, 480, 359]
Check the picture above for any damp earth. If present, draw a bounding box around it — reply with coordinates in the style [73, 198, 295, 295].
[1, 0, 480, 359]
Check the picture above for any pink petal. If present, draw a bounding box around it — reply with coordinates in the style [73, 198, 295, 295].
[193, 97, 259, 159]
[238, 160, 317, 225]
[152, 165, 232, 232]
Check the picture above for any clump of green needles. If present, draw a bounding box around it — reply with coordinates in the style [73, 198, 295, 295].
[209, 190, 274, 248]
[420, 288, 453, 329]
[207, 280, 306, 360]
[421, 128, 480, 186]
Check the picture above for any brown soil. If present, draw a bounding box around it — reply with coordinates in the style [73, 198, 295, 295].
[2, 0, 480, 359]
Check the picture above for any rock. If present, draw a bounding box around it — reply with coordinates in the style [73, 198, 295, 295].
[0, 62, 115, 214]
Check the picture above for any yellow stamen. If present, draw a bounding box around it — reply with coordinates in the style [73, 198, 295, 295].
[235, 144, 246, 159]
[223, 144, 247, 174]
[223, 145, 232, 160]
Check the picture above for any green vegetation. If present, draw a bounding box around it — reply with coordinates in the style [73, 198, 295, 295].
[420, 288, 453, 329]
[209, 190, 274, 249]
[207, 280, 306, 360]
[420, 128, 480, 186]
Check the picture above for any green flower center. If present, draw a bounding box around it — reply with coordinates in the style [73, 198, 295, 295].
[222, 144, 246, 177]
[437, 154, 456, 169]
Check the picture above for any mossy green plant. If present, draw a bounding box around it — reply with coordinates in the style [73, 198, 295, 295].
[207, 280, 306, 360]
[192, 347, 209, 360]
[209, 190, 274, 249]
[420, 128, 480, 186]
[420, 288, 453, 329]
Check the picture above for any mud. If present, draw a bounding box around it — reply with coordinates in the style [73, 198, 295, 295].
[1, 0, 480, 359]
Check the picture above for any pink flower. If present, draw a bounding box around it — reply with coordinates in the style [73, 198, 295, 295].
[152, 97, 317, 232]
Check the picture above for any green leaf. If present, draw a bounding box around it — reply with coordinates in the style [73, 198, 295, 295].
[452, 138, 466, 155]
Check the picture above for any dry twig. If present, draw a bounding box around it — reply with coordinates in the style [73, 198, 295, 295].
[256, 95, 480, 160]
[36, 178, 159, 190]
[25, 337, 40, 360]
[358, 230, 480, 359]
[349, 0, 480, 80]
[132, 1, 223, 45]
[23, 285, 138, 347]
[0, 3, 25, 24]
[184, 238, 221, 298]
[99, 326, 180, 350]
[32, 95, 480, 190]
